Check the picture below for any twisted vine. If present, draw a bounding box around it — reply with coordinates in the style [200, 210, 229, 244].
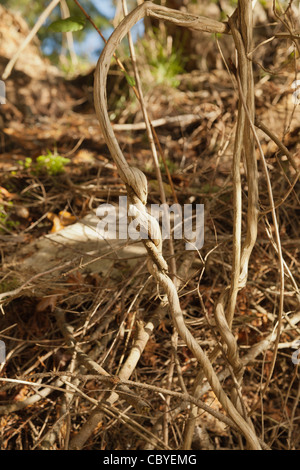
[93, 1, 261, 450]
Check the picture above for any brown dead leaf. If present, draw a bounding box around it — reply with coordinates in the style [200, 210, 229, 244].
[58, 210, 77, 226]
[158, 320, 168, 333]
[66, 271, 84, 289]
[35, 294, 58, 313]
[13, 386, 29, 402]
[47, 210, 76, 233]
[199, 391, 228, 436]
[73, 149, 95, 164]
[47, 212, 64, 233]
[0, 186, 18, 200]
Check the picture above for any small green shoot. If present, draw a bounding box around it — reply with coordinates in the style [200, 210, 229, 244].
[17, 157, 32, 169]
[35, 150, 70, 175]
[17, 151, 70, 175]
[122, 70, 136, 88]
[139, 28, 186, 88]
[0, 202, 20, 232]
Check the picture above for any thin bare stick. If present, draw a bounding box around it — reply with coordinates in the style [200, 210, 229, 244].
[0, 377, 65, 415]
[235, 73, 285, 414]
[55, 308, 150, 413]
[2, 0, 61, 80]
[0, 259, 73, 304]
[255, 118, 299, 173]
[60, 0, 78, 67]
[69, 317, 155, 450]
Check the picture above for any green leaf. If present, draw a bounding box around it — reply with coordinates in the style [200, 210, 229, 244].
[48, 16, 86, 33]
[123, 71, 136, 87]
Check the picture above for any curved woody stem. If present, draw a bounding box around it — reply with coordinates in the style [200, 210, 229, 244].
[92, 1, 261, 450]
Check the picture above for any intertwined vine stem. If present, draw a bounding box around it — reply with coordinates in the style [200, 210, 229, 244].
[92, 0, 263, 450]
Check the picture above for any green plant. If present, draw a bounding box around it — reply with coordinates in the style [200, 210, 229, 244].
[17, 151, 70, 175]
[17, 157, 33, 169]
[159, 157, 177, 174]
[0, 202, 20, 232]
[139, 27, 186, 88]
[35, 150, 70, 175]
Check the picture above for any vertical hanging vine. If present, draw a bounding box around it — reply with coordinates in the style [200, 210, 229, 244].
[88, 0, 262, 451]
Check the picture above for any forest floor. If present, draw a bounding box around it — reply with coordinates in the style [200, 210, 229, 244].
[0, 4, 299, 450]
